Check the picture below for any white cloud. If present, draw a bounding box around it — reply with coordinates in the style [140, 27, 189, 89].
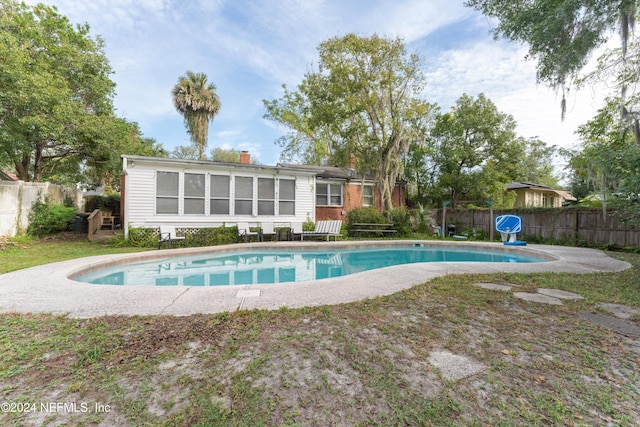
[424, 38, 607, 151]
[356, 0, 472, 42]
[22, 0, 613, 167]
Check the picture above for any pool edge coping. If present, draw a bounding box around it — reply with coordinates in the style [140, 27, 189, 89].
[0, 240, 631, 318]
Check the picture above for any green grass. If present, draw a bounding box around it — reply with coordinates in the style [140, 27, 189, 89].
[0, 236, 147, 274]
[0, 237, 639, 426]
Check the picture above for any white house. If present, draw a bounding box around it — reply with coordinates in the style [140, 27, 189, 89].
[121, 154, 317, 237]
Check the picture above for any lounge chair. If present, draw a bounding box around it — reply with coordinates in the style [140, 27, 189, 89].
[237, 222, 260, 242]
[301, 220, 342, 241]
[316, 253, 343, 266]
[158, 225, 187, 249]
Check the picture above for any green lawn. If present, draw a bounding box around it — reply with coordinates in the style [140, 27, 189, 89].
[0, 235, 148, 274]
[1, 237, 639, 426]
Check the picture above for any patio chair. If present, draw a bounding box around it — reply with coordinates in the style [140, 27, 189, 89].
[158, 225, 186, 249]
[260, 222, 275, 241]
[301, 220, 342, 241]
[237, 222, 260, 242]
[289, 222, 303, 240]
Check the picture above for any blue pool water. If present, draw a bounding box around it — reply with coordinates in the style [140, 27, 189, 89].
[75, 245, 548, 286]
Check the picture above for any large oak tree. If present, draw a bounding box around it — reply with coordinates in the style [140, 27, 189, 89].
[264, 34, 434, 210]
[429, 94, 522, 208]
[0, 0, 160, 186]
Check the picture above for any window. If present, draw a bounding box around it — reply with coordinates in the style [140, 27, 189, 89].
[330, 184, 342, 206]
[235, 176, 253, 215]
[534, 192, 542, 206]
[258, 178, 275, 215]
[316, 183, 342, 206]
[210, 175, 230, 214]
[543, 193, 556, 207]
[527, 191, 543, 207]
[156, 171, 179, 214]
[279, 179, 295, 215]
[155, 171, 297, 217]
[184, 173, 205, 214]
[362, 185, 374, 207]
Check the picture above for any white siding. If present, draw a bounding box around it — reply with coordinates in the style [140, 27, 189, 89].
[124, 165, 155, 228]
[122, 156, 316, 235]
[295, 175, 315, 222]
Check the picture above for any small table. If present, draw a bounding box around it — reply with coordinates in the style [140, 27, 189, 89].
[351, 223, 397, 238]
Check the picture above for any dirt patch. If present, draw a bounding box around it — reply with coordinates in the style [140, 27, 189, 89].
[0, 236, 28, 251]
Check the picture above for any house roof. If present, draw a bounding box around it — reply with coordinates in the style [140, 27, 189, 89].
[121, 155, 317, 176]
[121, 155, 382, 182]
[554, 190, 577, 201]
[507, 182, 554, 190]
[0, 171, 18, 181]
[277, 163, 375, 181]
[507, 182, 577, 201]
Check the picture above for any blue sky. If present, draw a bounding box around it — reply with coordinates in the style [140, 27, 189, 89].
[31, 0, 609, 167]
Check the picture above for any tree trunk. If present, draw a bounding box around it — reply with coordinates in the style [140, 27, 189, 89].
[15, 158, 30, 181]
[33, 146, 44, 182]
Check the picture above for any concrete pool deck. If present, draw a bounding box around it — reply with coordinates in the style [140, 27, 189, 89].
[0, 240, 631, 318]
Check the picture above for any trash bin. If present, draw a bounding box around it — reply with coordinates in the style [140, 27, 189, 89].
[447, 224, 456, 237]
[73, 213, 89, 233]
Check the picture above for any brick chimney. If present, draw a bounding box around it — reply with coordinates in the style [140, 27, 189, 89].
[349, 153, 356, 169]
[239, 151, 250, 165]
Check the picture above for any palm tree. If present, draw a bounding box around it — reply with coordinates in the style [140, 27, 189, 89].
[171, 71, 221, 160]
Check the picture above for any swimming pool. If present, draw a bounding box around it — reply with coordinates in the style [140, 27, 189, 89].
[74, 245, 548, 286]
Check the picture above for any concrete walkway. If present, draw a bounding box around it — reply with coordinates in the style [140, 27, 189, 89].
[0, 241, 631, 318]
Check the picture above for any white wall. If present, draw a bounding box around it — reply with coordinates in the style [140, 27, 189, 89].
[0, 181, 82, 237]
[122, 157, 316, 235]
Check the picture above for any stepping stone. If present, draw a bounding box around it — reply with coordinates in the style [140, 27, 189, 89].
[428, 350, 486, 381]
[513, 292, 563, 305]
[475, 283, 513, 291]
[579, 312, 640, 338]
[537, 288, 584, 300]
[598, 303, 640, 319]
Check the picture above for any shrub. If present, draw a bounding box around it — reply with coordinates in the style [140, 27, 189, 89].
[27, 197, 76, 237]
[384, 206, 411, 237]
[410, 203, 430, 234]
[126, 227, 159, 247]
[85, 194, 120, 212]
[126, 226, 239, 248]
[346, 207, 387, 232]
[460, 227, 487, 240]
[192, 226, 238, 246]
[303, 218, 315, 232]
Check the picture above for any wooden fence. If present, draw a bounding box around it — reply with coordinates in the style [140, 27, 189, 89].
[434, 208, 640, 248]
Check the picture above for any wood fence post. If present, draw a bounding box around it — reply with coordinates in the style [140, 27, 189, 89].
[573, 209, 580, 245]
[489, 204, 494, 242]
[442, 201, 449, 239]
